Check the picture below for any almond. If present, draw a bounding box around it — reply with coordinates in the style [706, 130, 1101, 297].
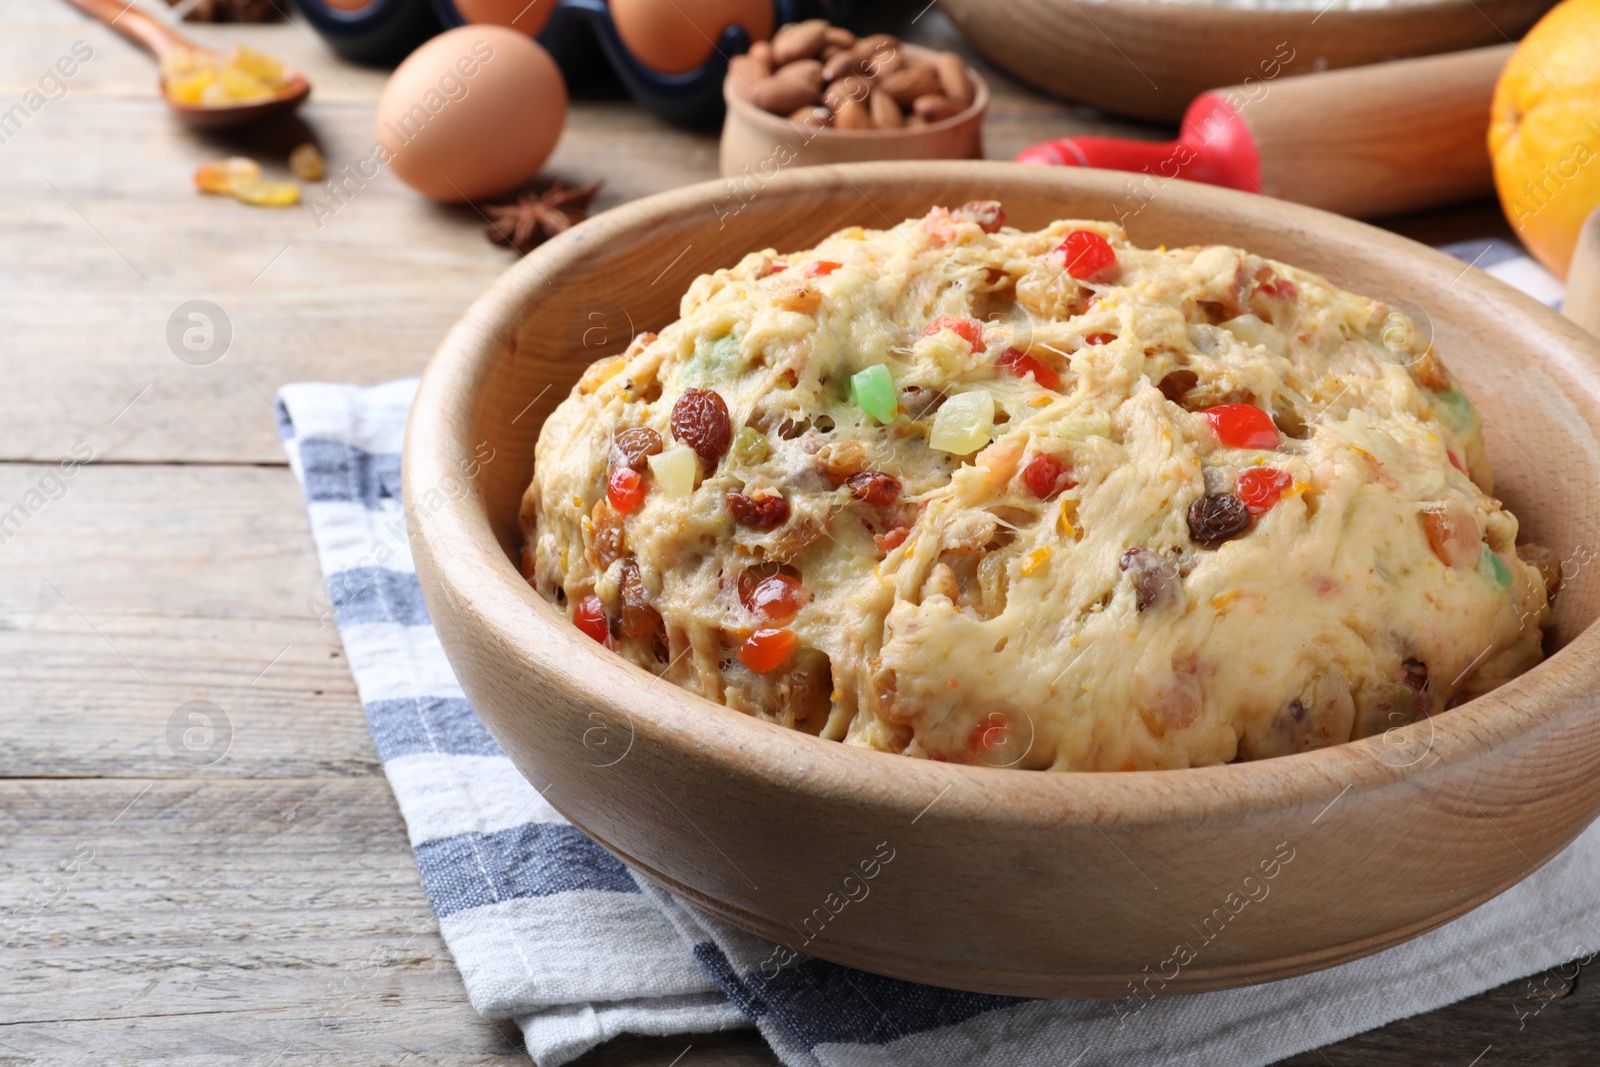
[935, 51, 974, 109]
[878, 62, 942, 107]
[869, 89, 904, 128]
[749, 62, 824, 114]
[771, 19, 829, 65]
[788, 104, 833, 129]
[823, 74, 870, 112]
[823, 26, 857, 49]
[912, 93, 958, 123]
[728, 54, 770, 88]
[835, 96, 873, 130]
[823, 34, 898, 81]
[857, 35, 902, 78]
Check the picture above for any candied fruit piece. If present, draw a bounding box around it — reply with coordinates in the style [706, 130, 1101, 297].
[289, 142, 325, 182]
[231, 177, 300, 207]
[195, 156, 261, 196]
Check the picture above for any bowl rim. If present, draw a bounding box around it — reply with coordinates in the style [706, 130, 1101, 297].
[406, 160, 1600, 831]
[944, 0, 1551, 25]
[721, 40, 990, 140]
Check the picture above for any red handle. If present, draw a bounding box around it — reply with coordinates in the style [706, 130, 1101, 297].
[1015, 93, 1263, 195]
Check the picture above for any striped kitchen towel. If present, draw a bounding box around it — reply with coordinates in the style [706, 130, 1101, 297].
[277, 240, 1594, 1067]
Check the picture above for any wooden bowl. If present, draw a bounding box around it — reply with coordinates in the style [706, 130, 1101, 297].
[405, 161, 1600, 996]
[718, 45, 987, 178]
[940, 0, 1554, 122]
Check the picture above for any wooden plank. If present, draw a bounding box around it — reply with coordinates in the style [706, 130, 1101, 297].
[0, 462, 371, 778]
[0, 776, 528, 1063]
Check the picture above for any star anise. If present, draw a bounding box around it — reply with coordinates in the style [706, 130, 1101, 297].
[483, 179, 604, 255]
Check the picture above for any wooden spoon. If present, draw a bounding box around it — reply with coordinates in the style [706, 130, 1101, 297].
[63, 0, 309, 129]
[1565, 206, 1600, 338]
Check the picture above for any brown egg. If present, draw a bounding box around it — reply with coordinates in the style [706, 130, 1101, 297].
[376, 26, 567, 203]
[609, 0, 774, 75]
[454, 0, 555, 36]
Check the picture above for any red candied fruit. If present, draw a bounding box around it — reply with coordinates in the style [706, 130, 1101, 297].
[967, 710, 1010, 757]
[874, 526, 910, 553]
[1257, 275, 1297, 299]
[997, 347, 1059, 390]
[923, 315, 986, 353]
[574, 595, 611, 646]
[606, 466, 646, 513]
[1236, 467, 1292, 515]
[1447, 450, 1466, 474]
[1084, 332, 1116, 346]
[1202, 404, 1280, 450]
[738, 627, 796, 672]
[1022, 454, 1073, 500]
[1055, 230, 1116, 280]
[807, 260, 842, 277]
[743, 573, 807, 624]
[958, 200, 1006, 233]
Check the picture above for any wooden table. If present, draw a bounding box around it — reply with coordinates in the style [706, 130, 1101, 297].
[1, 1, 1592, 1062]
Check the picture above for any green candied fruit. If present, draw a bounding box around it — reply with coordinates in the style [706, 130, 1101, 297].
[851, 364, 897, 424]
[682, 331, 743, 385]
[730, 426, 770, 466]
[1482, 545, 1513, 589]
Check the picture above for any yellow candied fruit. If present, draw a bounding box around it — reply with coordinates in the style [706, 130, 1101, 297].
[1022, 546, 1052, 576]
[194, 156, 261, 195]
[218, 66, 275, 101]
[161, 44, 291, 107]
[229, 46, 285, 83]
[289, 143, 326, 182]
[1058, 497, 1078, 538]
[231, 177, 300, 207]
[1028, 395, 1052, 408]
[165, 71, 212, 105]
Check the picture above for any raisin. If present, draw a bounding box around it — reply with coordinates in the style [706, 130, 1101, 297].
[590, 500, 626, 567]
[1158, 370, 1199, 405]
[613, 426, 663, 471]
[727, 489, 790, 529]
[817, 440, 869, 485]
[1401, 658, 1429, 694]
[671, 389, 732, 470]
[617, 557, 661, 639]
[845, 470, 901, 506]
[1187, 492, 1249, 545]
[1119, 547, 1182, 611]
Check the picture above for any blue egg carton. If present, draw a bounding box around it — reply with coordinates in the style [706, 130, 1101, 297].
[288, 0, 855, 125]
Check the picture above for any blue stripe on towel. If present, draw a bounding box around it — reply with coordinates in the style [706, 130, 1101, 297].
[300, 438, 402, 507]
[327, 566, 431, 627]
[416, 823, 639, 918]
[699, 943, 1022, 1050]
[364, 696, 503, 761]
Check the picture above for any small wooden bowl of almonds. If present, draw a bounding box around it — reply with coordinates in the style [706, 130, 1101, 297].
[719, 22, 988, 178]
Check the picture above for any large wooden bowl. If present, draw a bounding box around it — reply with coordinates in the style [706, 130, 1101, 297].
[940, 0, 1555, 122]
[405, 161, 1600, 996]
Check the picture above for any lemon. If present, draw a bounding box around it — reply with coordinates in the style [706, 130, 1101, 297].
[1489, 0, 1600, 277]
